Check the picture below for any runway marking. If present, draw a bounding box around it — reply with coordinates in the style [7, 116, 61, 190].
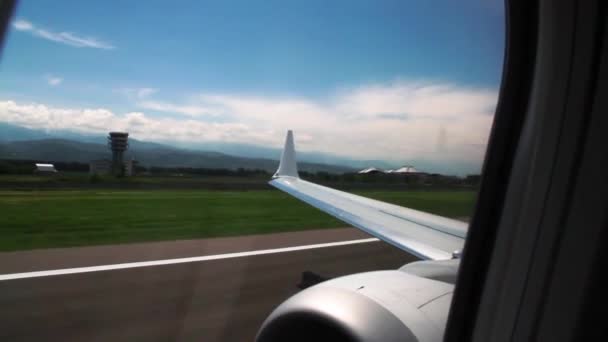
[0, 238, 379, 281]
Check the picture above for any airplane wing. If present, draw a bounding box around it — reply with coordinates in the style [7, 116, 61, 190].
[269, 131, 468, 260]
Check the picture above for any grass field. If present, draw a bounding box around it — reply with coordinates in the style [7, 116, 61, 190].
[0, 189, 476, 251]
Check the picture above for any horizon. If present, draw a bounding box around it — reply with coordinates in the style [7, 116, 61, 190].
[0, 122, 484, 175]
[0, 1, 504, 175]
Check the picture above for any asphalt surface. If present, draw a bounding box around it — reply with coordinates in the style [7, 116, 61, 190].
[0, 228, 417, 341]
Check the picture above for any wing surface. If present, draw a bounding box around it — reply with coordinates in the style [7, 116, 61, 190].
[270, 131, 467, 260]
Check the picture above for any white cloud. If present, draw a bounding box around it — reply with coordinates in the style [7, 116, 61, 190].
[333, 82, 497, 119]
[136, 100, 216, 117]
[116, 87, 158, 99]
[13, 19, 33, 31]
[116, 88, 218, 117]
[135, 88, 158, 98]
[0, 80, 498, 170]
[0, 100, 251, 145]
[12, 18, 114, 50]
[45, 75, 63, 86]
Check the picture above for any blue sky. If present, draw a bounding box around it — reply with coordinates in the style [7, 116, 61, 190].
[0, 0, 504, 173]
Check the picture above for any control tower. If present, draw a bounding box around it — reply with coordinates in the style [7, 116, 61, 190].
[108, 132, 129, 176]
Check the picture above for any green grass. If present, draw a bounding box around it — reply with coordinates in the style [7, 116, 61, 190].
[0, 190, 476, 251]
[351, 190, 475, 218]
[0, 173, 268, 184]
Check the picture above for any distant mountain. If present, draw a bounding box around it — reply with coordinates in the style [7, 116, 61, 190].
[0, 122, 479, 175]
[0, 122, 53, 141]
[0, 138, 354, 174]
[172, 140, 400, 170]
[0, 139, 108, 162]
[0, 122, 390, 170]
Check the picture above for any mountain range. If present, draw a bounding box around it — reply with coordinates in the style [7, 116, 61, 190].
[0, 123, 354, 173]
[0, 122, 480, 175]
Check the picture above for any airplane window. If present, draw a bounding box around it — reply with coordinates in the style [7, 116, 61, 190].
[0, 1, 504, 340]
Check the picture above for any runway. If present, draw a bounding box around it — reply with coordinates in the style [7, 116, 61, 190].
[0, 228, 417, 341]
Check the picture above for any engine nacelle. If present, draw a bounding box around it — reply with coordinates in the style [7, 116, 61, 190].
[256, 270, 454, 342]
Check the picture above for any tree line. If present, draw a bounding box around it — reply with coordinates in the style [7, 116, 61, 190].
[0, 159, 481, 187]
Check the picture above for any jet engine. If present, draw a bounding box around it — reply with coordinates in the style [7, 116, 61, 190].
[256, 269, 455, 342]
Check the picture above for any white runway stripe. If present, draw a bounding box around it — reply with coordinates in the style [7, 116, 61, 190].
[0, 238, 379, 281]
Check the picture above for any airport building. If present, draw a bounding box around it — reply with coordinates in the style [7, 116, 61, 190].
[89, 159, 136, 176]
[357, 165, 427, 176]
[108, 132, 129, 176]
[389, 165, 423, 174]
[357, 165, 429, 184]
[34, 163, 57, 174]
[125, 159, 136, 176]
[358, 167, 384, 174]
[88, 132, 136, 176]
[89, 159, 111, 175]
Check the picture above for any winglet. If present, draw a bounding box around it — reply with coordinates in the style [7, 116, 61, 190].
[273, 130, 299, 178]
